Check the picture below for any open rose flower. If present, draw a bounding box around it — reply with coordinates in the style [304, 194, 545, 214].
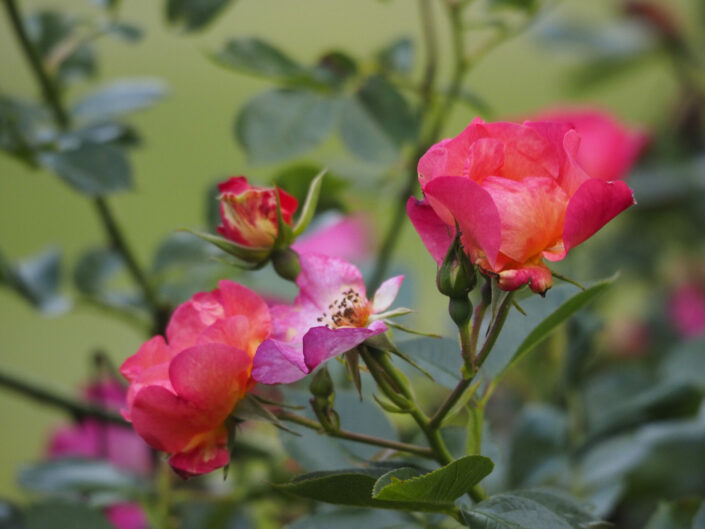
[529, 107, 648, 182]
[252, 254, 404, 384]
[120, 281, 271, 477]
[47, 379, 151, 529]
[217, 176, 298, 248]
[408, 118, 636, 293]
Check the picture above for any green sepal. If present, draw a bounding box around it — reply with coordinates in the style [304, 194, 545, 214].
[232, 394, 300, 436]
[184, 229, 271, 264]
[293, 167, 326, 236]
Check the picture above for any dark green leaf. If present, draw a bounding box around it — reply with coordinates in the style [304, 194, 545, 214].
[272, 163, 349, 213]
[396, 337, 462, 389]
[213, 38, 310, 84]
[662, 338, 705, 391]
[18, 459, 142, 497]
[372, 455, 493, 505]
[166, 0, 235, 32]
[40, 144, 132, 195]
[0, 96, 44, 163]
[313, 51, 358, 87]
[73, 248, 123, 294]
[340, 76, 417, 164]
[152, 232, 219, 272]
[107, 22, 143, 42]
[377, 37, 414, 76]
[463, 488, 609, 528]
[490, 0, 537, 10]
[645, 500, 704, 529]
[288, 508, 406, 529]
[71, 80, 167, 123]
[26, 500, 112, 529]
[235, 89, 339, 163]
[0, 500, 24, 529]
[494, 276, 616, 379]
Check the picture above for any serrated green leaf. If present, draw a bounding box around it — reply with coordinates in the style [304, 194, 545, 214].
[26, 500, 113, 529]
[499, 275, 617, 378]
[373, 455, 493, 505]
[40, 144, 132, 196]
[463, 488, 610, 528]
[340, 76, 417, 165]
[293, 168, 326, 235]
[166, 0, 235, 32]
[71, 80, 166, 123]
[235, 89, 340, 163]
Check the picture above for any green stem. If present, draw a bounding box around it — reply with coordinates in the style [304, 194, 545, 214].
[2, 0, 69, 128]
[276, 410, 434, 459]
[459, 316, 474, 374]
[475, 291, 514, 367]
[0, 365, 127, 425]
[3, 0, 167, 334]
[155, 459, 173, 529]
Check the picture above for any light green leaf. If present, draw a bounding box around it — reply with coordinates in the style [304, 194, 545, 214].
[293, 168, 326, 235]
[235, 89, 340, 163]
[463, 488, 610, 528]
[71, 79, 167, 123]
[372, 455, 493, 505]
[40, 144, 132, 196]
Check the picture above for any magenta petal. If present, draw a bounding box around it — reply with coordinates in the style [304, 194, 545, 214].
[303, 321, 387, 372]
[406, 197, 455, 265]
[562, 178, 635, 255]
[296, 254, 367, 311]
[372, 275, 404, 313]
[252, 339, 309, 384]
[423, 177, 502, 268]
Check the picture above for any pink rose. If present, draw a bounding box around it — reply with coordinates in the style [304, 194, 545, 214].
[668, 283, 705, 340]
[528, 107, 648, 182]
[120, 281, 271, 477]
[292, 214, 372, 263]
[408, 118, 636, 293]
[217, 176, 298, 248]
[46, 379, 151, 529]
[252, 254, 403, 384]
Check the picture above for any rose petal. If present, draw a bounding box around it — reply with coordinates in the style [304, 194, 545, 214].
[406, 197, 455, 265]
[423, 176, 502, 268]
[120, 336, 171, 382]
[498, 262, 554, 294]
[252, 339, 309, 384]
[561, 178, 635, 257]
[196, 315, 251, 352]
[292, 215, 372, 262]
[167, 427, 230, 478]
[483, 121, 560, 180]
[166, 290, 224, 350]
[218, 281, 271, 349]
[303, 320, 387, 372]
[371, 276, 404, 313]
[296, 254, 367, 311]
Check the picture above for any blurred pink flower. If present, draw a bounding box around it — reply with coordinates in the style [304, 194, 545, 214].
[528, 107, 648, 183]
[603, 318, 650, 358]
[46, 379, 151, 529]
[292, 214, 372, 263]
[668, 284, 705, 339]
[252, 254, 403, 384]
[120, 281, 271, 477]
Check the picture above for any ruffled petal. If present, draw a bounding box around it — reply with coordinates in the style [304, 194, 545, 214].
[303, 320, 387, 372]
[371, 276, 404, 313]
[497, 262, 554, 294]
[166, 290, 224, 350]
[296, 254, 367, 311]
[120, 336, 171, 382]
[218, 281, 271, 349]
[562, 179, 636, 256]
[167, 427, 230, 478]
[406, 197, 455, 265]
[423, 176, 502, 268]
[251, 339, 309, 384]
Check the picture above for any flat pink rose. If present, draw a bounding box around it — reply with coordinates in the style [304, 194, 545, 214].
[120, 281, 271, 477]
[529, 107, 648, 182]
[252, 254, 403, 384]
[217, 176, 298, 248]
[409, 118, 636, 293]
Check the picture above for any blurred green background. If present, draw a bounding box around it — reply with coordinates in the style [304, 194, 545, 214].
[0, 0, 686, 500]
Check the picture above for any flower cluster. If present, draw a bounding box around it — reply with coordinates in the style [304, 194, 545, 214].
[120, 112, 642, 477]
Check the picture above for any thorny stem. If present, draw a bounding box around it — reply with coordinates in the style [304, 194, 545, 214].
[276, 410, 434, 459]
[3, 0, 167, 334]
[0, 365, 127, 425]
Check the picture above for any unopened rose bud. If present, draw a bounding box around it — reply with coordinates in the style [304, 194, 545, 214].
[271, 248, 301, 282]
[437, 235, 477, 298]
[217, 176, 298, 249]
[448, 296, 473, 327]
[309, 366, 334, 399]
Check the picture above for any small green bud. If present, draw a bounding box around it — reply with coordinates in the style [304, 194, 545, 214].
[271, 248, 301, 282]
[437, 235, 477, 298]
[448, 296, 473, 327]
[309, 366, 334, 399]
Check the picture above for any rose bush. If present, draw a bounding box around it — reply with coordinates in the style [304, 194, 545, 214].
[120, 281, 271, 477]
[408, 118, 637, 293]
